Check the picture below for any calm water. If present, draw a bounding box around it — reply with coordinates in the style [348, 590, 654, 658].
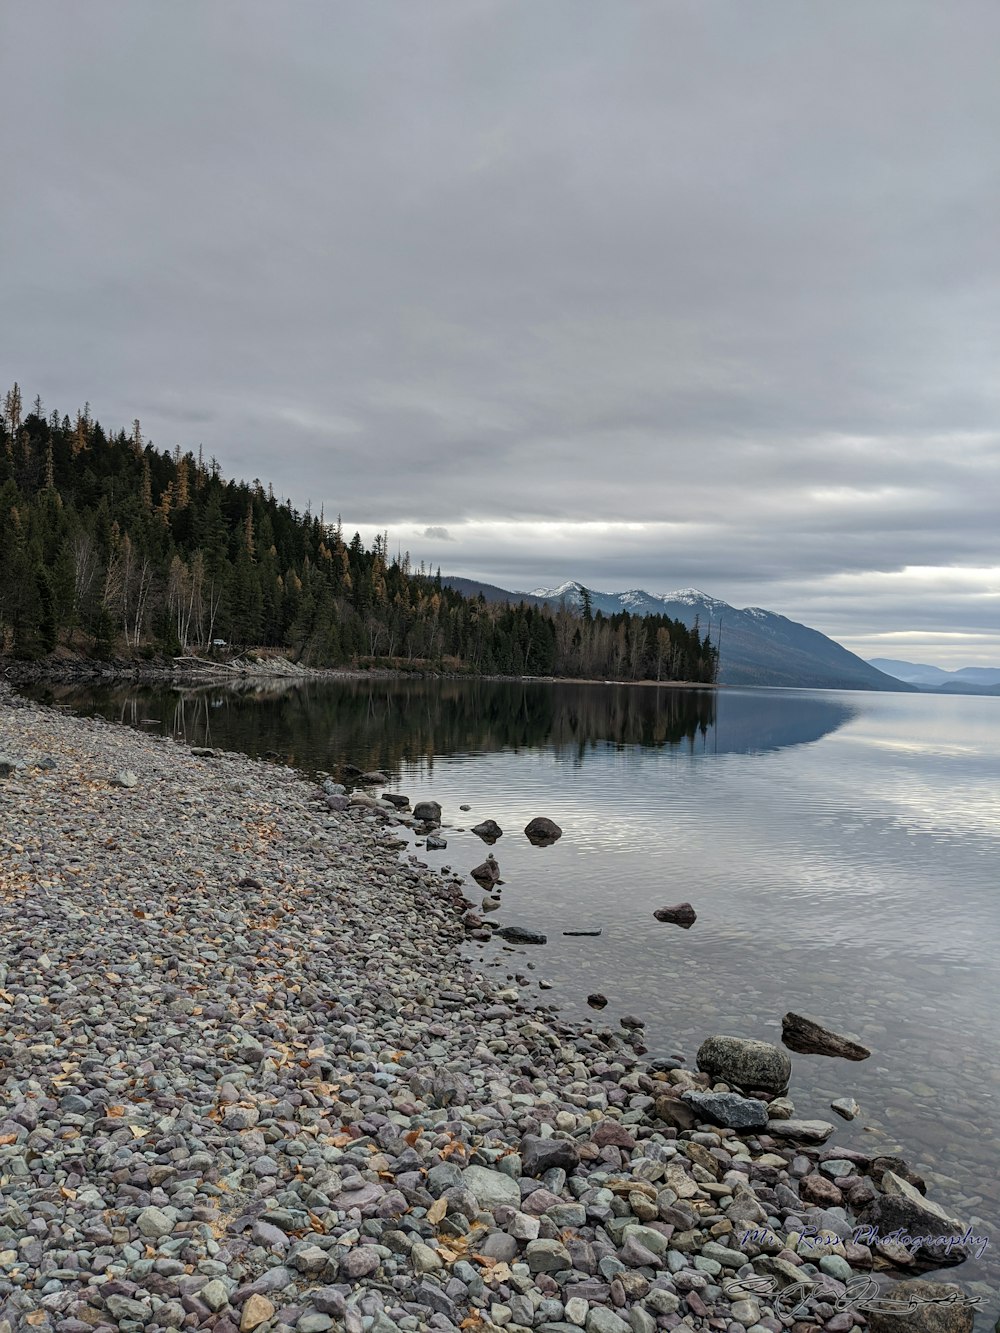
[25, 677, 1000, 1317]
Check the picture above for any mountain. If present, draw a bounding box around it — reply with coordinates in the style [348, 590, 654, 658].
[443, 578, 911, 692]
[869, 658, 1000, 695]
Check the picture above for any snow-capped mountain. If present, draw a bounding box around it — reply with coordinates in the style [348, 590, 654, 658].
[443, 576, 910, 692]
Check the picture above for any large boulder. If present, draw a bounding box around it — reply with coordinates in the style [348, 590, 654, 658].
[782, 1011, 871, 1060]
[696, 1035, 791, 1096]
[864, 1277, 975, 1333]
[524, 817, 562, 846]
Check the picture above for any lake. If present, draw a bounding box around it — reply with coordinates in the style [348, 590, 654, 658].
[24, 676, 1000, 1315]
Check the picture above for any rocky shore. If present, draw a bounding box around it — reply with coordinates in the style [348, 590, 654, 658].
[0, 684, 982, 1333]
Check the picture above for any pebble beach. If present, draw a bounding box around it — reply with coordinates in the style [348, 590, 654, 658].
[0, 682, 983, 1333]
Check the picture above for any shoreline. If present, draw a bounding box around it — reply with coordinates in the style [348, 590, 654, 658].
[1, 656, 722, 693]
[0, 683, 979, 1332]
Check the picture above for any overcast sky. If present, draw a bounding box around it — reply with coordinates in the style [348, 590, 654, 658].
[2, 2, 998, 666]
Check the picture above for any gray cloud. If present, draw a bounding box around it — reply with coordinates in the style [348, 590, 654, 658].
[1, 0, 998, 665]
[422, 526, 453, 541]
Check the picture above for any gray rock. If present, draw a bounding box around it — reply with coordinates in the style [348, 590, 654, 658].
[136, 1205, 174, 1238]
[526, 1238, 572, 1272]
[470, 855, 501, 886]
[461, 1165, 521, 1210]
[425, 834, 448, 850]
[110, 769, 139, 788]
[520, 1134, 581, 1177]
[766, 1117, 836, 1142]
[0, 755, 18, 778]
[412, 800, 442, 823]
[696, 1035, 792, 1095]
[831, 1096, 862, 1120]
[681, 1090, 768, 1129]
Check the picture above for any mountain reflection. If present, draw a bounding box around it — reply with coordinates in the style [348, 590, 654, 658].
[25, 679, 855, 776]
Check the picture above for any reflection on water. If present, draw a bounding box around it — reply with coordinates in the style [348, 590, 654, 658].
[21, 678, 1000, 1321]
[25, 677, 857, 771]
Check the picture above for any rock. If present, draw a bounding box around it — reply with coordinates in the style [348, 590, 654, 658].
[339, 1245, 381, 1279]
[782, 1011, 872, 1060]
[240, 1297, 276, 1333]
[587, 993, 609, 1009]
[563, 929, 602, 936]
[652, 1094, 697, 1131]
[495, 925, 547, 944]
[526, 1238, 572, 1272]
[831, 1096, 861, 1120]
[766, 1118, 836, 1143]
[200, 1279, 230, 1311]
[799, 1172, 843, 1206]
[110, 769, 138, 788]
[0, 755, 19, 777]
[858, 1172, 971, 1267]
[426, 833, 448, 850]
[472, 819, 503, 842]
[461, 1165, 522, 1210]
[864, 1277, 975, 1333]
[381, 792, 410, 807]
[460, 803, 472, 810]
[412, 800, 442, 823]
[471, 855, 501, 887]
[681, 1090, 769, 1129]
[137, 1205, 174, 1238]
[525, 816, 563, 845]
[653, 902, 696, 927]
[358, 770, 389, 784]
[520, 1134, 581, 1177]
[696, 1035, 792, 1095]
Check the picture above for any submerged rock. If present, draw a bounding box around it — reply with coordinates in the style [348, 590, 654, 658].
[470, 855, 501, 887]
[782, 1011, 871, 1060]
[864, 1277, 975, 1333]
[495, 925, 547, 944]
[653, 902, 697, 927]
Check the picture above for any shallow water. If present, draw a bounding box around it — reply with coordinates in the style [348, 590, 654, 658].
[25, 677, 1000, 1318]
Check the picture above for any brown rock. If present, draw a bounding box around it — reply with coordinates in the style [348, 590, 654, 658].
[781, 1011, 871, 1060]
[524, 816, 562, 845]
[591, 1120, 636, 1150]
[241, 1294, 276, 1331]
[653, 1094, 697, 1132]
[653, 902, 697, 927]
[798, 1171, 843, 1206]
[864, 1277, 975, 1333]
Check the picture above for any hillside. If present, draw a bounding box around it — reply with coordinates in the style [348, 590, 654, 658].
[869, 658, 1000, 694]
[0, 386, 715, 684]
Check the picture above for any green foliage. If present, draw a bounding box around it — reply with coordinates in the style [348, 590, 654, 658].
[0, 386, 718, 683]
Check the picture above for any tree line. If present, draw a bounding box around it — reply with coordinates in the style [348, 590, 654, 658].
[0, 384, 718, 683]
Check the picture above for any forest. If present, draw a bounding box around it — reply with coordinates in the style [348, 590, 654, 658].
[0, 384, 718, 683]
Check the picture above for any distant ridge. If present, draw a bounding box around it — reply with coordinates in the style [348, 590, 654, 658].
[869, 658, 1000, 695]
[443, 577, 911, 692]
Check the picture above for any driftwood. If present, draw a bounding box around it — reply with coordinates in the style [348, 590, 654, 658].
[781, 1011, 871, 1060]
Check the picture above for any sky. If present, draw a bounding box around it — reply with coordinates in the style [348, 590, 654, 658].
[2, 2, 998, 667]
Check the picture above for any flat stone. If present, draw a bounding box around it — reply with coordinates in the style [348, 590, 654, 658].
[766, 1118, 835, 1142]
[241, 1295, 276, 1331]
[681, 1090, 768, 1129]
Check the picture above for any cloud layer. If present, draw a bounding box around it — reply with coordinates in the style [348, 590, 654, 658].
[2, 1, 998, 665]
